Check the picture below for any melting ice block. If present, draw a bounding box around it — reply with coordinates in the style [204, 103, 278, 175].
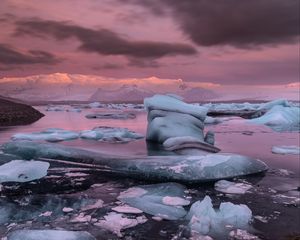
[12, 128, 79, 142]
[271, 145, 300, 155]
[0, 160, 49, 183]
[144, 95, 219, 153]
[118, 183, 189, 220]
[2, 142, 268, 183]
[186, 196, 252, 236]
[214, 180, 252, 194]
[8, 230, 95, 240]
[80, 127, 143, 142]
[248, 105, 300, 131]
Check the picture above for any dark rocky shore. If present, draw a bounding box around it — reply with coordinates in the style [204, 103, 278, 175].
[0, 96, 44, 126]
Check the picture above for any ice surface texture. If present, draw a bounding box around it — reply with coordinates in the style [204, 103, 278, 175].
[2, 142, 268, 183]
[0, 160, 49, 183]
[118, 183, 189, 220]
[12, 127, 143, 143]
[272, 145, 300, 155]
[186, 196, 252, 236]
[144, 95, 219, 153]
[8, 230, 95, 240]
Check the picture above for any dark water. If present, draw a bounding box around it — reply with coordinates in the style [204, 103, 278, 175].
[0, 106, 299, 239]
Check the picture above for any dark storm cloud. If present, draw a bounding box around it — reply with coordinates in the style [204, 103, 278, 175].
[14, 19, 197, 59]
[0, 43, 60, 65]
[122, 0, 299, 48]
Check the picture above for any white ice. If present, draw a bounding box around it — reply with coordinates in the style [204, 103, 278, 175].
[80, 127, 143, 142]
[8, 229, 95, 240]
[117, 183, 189, 220]
[112, 205, 143, 214]
[12, 128, 79, 142]
[0, 160, 49, 183]
[95, 212, 147, 237]
[214, 180, 252, 194]
[186, 196, 252, 236]
[271, 145, 300, 155]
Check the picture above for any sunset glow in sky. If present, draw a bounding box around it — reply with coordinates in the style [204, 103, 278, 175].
[0, 0, 299, 98]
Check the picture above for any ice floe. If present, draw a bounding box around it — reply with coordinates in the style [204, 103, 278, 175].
[2, 142, 268, 183]
[117, 183, 189, 220]
[271, 145, 300, 155]
[186, 196, 252, 236]
[214, 180, 252, 194]
[80, 127, 143, 142]
[144, 94, 219, 153]
[0, 160, 49, 183]
[248, 105, 300, 131]
[8, 229, 95, 240]
[85, 112, 136, 119]
[95, 212, 147, 237]
[12, 128, 79, 142]
[112, 205, 143, 214]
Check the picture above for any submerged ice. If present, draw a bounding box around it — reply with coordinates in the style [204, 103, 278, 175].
[2, 141, 268, 183]
[0, 160, 49, 183]
[117, 183, 189, 220]
[144, 95, 219, 153]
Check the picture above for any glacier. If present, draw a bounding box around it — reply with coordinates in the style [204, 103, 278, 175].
[2, 141, 268, 183]
[0, 160, 49, 183]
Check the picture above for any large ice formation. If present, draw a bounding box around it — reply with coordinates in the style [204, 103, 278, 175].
[0, 160, 49, 183]
[144, 95, 219, 153]
[117, 183, 189, 220]
[186, 196, 252, 236]
[2, 142, 268, 183]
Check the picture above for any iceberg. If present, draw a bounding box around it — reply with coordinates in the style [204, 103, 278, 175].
[257, 99, 292, 111]
[186, 196, 252, 236]
[214, 180, 252, 194]
[45, 105, 65, 111]
[80, 127, 143, 142]
[204, 116, 223, 124]
[2, 142, 268, 183]
[271, 145, 300, 155]
[248, 105, 300, 131]
[0, 160, 49, 183]
[144, 95, 219, 153]
[12, 128, 79, 142]
[95, 212, 147, 237]
[85, 112, 136, 119]
[117, 183, 189, 220]
[8, 230, 95, 240]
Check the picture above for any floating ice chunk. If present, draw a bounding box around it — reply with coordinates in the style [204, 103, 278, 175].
[66, 108, 82, 112]
[3, 142, 268, 183]
[0, 160, 49, 183]
[95, 212, 147, 237]
[271, 146, 300, 155]
[85, 112, 136, 119]
[88, 102, 102, 108]
[45, 105, 65, 111]
[248, 105, 300, 131]
[80, 127, 143, 142]
[144, 94, 208, 121]
[229, 229, 260, 240]
[118, 183, 189, 220]
[204, 116, 222, 124]
[214, 180, 252, 194]
[12, 128, 79, 142]
[112, 205, 143, 214]
[81, 199, 104, 211]
[71, 213, 92, 223]
[8, 229, 95, 240]
[186, 196, 252, 236]
[62, 207, 74, 213]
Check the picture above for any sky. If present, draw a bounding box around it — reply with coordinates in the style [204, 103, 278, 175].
[0, 0, 299, 93]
